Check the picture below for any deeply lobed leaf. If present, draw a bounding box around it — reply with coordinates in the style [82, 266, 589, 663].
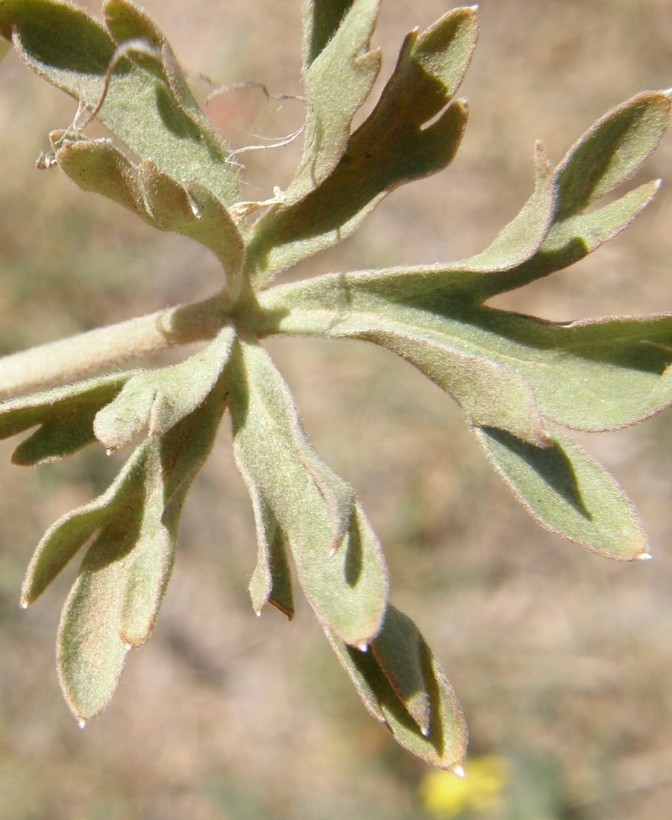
[51, 135, 245, 288]
[0, 0, 239, 204]
[34, 374, 228, 721]
[94, 327, 235, 451]
[327, 605, 467, 769]
[246, 6, 477, 283]
[253, 87, 671, 564]
[228, 336, 387, 644]
[481, 91, 671, 298]
[0, 373, 130, 464]
[2, 0, 670, 770]
[261, 276, 672, 430]
[256, 91, 672, 442]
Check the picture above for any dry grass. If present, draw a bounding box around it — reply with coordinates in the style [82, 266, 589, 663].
[1, 1, 671, 818]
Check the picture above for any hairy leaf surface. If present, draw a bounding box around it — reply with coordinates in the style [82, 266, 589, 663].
[52, 136, 245, 285]
[45, 377, 227, 721]
[327, 605, 467, 769]
[1, 0, 670, 769]
[0, 0, 239, 204]
[475, 427, 648, 560]
[229, 336, 387, 644]
[290, 0, 381, 199]
[94, 327, 235, 451]
[247, 7, 477, 282]
[0, 373, 130, 464]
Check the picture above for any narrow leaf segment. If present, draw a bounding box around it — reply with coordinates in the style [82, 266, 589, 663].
[0, 373, 131, 465]
[33, 372, 228, 721]
[52, 135, 245, 289]
[327, 605, 467, 769]
[228, 336, 388, 645]
[247, 6, 477, 282]
[475, 427, 649, 561]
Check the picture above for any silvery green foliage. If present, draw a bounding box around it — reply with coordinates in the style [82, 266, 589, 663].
[0, 0, 670, 770]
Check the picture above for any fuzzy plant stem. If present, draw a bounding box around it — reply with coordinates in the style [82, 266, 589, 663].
[0, 294, 228, 400]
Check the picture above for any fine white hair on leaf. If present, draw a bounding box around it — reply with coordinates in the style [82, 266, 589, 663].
[78, 38, 163, 131]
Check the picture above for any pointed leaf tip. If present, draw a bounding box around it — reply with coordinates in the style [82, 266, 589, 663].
[249, 4, 475, 282]
[55, 379, 227, 721]
[476, 427, 648, 561]
[555, 90, 671, 217]
[229, 338, 387, 643]
[327, 606, 467, 768]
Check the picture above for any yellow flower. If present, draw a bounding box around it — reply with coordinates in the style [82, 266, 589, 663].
[420, 755, 509, 817]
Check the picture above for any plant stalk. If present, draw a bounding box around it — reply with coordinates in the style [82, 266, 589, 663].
[0, 295, 228, 400]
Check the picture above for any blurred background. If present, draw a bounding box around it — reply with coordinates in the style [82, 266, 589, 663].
[1, 1, 671, 817]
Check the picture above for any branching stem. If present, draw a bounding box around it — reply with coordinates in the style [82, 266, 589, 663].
[0, 294, 228, 400]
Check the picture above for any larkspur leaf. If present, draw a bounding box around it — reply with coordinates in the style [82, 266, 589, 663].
[22, 372, 227, 606]
[258, 274, 672, 435]
[119, 376, 228, 645]
[554, 90, 671, 217]
[482, 178, 662, 301]
[252, 138, 557, 310]
[475, 426, 649, 560]
[0, 0, 239, 204]
[255, 282, 550, 447]
[326, 605, 468, 769]
[2, 0, 671, 770]
[255, 106, 672, 436]
[21, 436, 152, 608]
[247, 7, 477, 283]
[52, 376, 227, 721]
[228, 336, 387, 644]
[54, 437, 171, 720]
[290, 0, 381, 199]
[249, 141, 555, 444]
[0, 373, 130, 465]
[53, 137, 245, 285]
[94, 326, 235, 451]
[479, 90, 671, 298]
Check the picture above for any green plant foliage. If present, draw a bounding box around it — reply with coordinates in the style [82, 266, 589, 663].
[0, 0, 239, 204]
[51, 134, 245, 288]
[0, 373, 131, 464]
[228, 335, 387, 643]
[0, 0, 669, 771]
[246, 5, 476, 281]
[326, 605, 467, 768]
